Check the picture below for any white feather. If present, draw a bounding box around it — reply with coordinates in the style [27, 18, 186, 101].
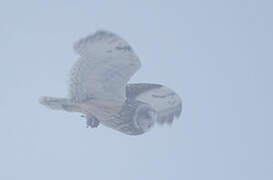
[69, 30, 141, 103]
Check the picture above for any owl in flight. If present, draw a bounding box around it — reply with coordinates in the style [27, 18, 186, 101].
[39, 30, 182, 135]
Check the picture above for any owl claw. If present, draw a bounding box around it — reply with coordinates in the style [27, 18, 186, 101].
[86, 116, 100, 128]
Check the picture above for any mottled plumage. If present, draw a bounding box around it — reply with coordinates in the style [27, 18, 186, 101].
[39, 30, 182, 135]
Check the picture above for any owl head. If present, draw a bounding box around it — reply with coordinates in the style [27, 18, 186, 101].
[113, 100, 157, 135]
[132, 103, 157, 132]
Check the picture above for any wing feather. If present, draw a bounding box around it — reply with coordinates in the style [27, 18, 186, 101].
[126, 83, 182, 125]
[69, 31, 141, 103]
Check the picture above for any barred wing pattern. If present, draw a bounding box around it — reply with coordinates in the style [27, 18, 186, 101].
[69, 31, 141, 103]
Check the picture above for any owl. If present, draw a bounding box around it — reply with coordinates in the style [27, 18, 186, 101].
[39, 30, 182, 135]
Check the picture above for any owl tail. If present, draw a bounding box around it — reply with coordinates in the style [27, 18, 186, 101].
[39, 96, 81, 112]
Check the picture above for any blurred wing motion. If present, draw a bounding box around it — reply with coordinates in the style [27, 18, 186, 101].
[70, 31, 141, 103]
[126, 83, 182, 125]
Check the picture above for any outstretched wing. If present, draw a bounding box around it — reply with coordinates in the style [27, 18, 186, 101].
[69, 30, 141, 103]
[126, 83, 182, 125]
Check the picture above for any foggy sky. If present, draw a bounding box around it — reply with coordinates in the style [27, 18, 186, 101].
[0, 0, 272, 179]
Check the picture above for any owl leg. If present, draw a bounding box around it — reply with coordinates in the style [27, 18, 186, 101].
[86, 115, 100, 128]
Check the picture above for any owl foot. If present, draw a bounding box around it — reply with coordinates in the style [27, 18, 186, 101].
[86, 116, 100, 128]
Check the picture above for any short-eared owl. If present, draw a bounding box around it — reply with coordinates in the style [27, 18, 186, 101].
[39, 30, 182, 135]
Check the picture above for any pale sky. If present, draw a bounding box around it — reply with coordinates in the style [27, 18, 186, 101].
[0, 0, 272, 179]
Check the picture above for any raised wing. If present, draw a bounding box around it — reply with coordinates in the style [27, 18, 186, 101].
[126, 83, 182, 125]
[69, 31, 141, 103]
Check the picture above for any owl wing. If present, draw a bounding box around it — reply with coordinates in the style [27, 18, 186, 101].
[126, 83, 182, 125]
[69, 31, 141, 103]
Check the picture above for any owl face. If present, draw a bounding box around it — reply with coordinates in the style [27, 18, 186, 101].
[133, 103, 157, 132]
[109, 100, 157, 135]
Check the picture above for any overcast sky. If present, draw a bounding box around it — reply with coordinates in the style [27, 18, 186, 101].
[0, 0, 272, 180]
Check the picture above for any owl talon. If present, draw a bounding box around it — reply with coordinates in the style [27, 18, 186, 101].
[86, 116, 100, 128]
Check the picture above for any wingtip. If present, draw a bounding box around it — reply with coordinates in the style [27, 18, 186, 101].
[38, 96, 47, 105]
[73, 30, 117, 55]
[174, 102, 182, 118]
